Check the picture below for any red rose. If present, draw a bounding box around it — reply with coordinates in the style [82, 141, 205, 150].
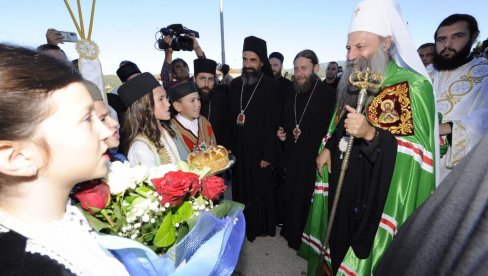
[151, 171, 199, 206]
[74, 180, 111, 214]
[189, 176, 202, 197]
[201, 176, 226, 200]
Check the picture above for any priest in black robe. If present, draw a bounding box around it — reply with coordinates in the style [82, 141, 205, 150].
[277, 50, 336, 249]
[228, 36, 281, 241]
[193, 58, 229, 145]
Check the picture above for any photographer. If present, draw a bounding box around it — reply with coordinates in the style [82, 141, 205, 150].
[161, 34, 206, 89]
[36, 28, 68, 62]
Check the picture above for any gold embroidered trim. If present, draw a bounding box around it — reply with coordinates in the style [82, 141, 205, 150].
[368, 81, 414, 136]
[437, 60, 488, 116]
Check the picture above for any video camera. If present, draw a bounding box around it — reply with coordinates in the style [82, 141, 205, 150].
[156, 24, 200, 51]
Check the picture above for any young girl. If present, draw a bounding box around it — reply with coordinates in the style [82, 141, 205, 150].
[168, 81, 216, 161]
[84, 80, 127, 162]
[118, 72, 180, 167]
[0, 44, 129, 275]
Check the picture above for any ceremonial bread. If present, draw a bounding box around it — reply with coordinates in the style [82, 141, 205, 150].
[188, 145, 229, 172]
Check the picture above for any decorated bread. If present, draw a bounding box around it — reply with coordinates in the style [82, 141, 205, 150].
[188, 145, 229, 172]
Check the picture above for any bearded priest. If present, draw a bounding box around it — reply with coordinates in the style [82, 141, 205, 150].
[298, 0, 438, 274]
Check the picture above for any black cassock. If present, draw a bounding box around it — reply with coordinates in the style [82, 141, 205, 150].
[199, 84, 229, 146]
[228, 74, 281, 241]
[279, 79, 336, 249]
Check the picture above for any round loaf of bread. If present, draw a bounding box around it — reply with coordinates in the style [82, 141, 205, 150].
[188, 145, 229, 172]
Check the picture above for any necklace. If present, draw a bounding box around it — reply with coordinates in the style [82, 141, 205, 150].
[237, 73, 263, 126]
[293, 79, 319, 142]
[207, 100, 212, 122]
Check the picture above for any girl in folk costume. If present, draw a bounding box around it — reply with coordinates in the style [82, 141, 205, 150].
[84, 80, 127, 162]
[168, 81, 216, 161]
[119, 72, 181, 167]
[0, 44, 129, 275]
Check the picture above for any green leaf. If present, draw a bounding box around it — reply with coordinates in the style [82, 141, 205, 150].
[154, 213, 175, 248]
[172, 201, 193, 225]
[178, 160, 190, 172]
[81, 209, 113, 232]
[186, 200, 244, 230]
[209, 200, 244, 219]
[135, 186, 153, 197]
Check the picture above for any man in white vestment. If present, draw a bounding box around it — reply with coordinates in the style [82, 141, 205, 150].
[428, 14, 488, 180]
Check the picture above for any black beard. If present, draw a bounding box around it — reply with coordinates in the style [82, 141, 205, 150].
[336, 46, 390, 110]
[433, 41, 473, 71]
[293, 74, 317, 94]
[241, 67, 262, 86]
[197, 87, 211, 101]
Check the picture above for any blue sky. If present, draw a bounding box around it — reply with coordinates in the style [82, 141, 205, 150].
[1, 0, 486, 75]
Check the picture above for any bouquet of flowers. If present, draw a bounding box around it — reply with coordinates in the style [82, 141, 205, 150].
[73, 160, 228, 253]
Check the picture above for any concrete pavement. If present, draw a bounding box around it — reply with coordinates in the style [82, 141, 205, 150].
[233, 228, 307, 276]
[223, 177, 308, 276]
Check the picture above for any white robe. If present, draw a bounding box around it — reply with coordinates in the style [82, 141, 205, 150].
[128, 129, 181, 168]
[428, 58, 488, 180]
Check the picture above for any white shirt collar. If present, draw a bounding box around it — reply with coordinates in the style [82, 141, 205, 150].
[176, 114, 199, 136]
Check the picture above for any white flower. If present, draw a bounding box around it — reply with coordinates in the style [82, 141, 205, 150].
[134, 222, 141, 229]
[142, 214, 150, 222]
[164, 202, 170, 208]
[150, 218, 156, 223]
[131, 164, 149, 184]
[148, 164, 178, 181]
[175, 223, 180, 228]
[105, 161, 136, 194]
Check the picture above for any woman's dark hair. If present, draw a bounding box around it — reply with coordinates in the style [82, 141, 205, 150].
[0, 43, 82, 183]
[0, 43, 82, 141]
[121, 92, 175, 155]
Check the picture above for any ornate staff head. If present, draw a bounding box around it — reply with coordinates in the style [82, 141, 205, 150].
[349, 67, 384, 92]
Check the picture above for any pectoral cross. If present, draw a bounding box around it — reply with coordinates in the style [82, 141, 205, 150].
[293, 125, 301, 143]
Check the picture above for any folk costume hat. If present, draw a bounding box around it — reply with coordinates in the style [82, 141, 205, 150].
[194, 59, 217, 76]
[269, 52, 284, 63]
[118, 72, 160, 108]
[243, 36, 273, 76]
[116, 61, 141, 83]
[167, 81, 198, 102]
[349, 0, 429, 81]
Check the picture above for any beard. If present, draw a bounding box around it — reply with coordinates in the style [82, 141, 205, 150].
[241, 67, 262, 86]
[433, 40, 473, 71]
[197, 87, 211, 101]
[293, 73, 318, 94]
[336, 45, 390, 110]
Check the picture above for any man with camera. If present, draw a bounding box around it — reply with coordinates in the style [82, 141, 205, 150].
[160, 33, 206, 89]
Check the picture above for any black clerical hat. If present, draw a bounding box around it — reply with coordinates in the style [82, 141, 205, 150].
[243, 36, 272, 76]
[194, 59, 217, 76]
[116, 61, 141, 83]
[167, 81, 198, 102]
[269, 52, 284, 63]
[118, 72, 160, 108]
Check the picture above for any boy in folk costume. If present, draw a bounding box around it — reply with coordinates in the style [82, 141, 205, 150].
[168, 81, 216, 161]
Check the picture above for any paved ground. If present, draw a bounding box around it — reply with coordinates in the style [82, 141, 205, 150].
[233, 229, 308, 276]
[224, 177, 308, 276]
